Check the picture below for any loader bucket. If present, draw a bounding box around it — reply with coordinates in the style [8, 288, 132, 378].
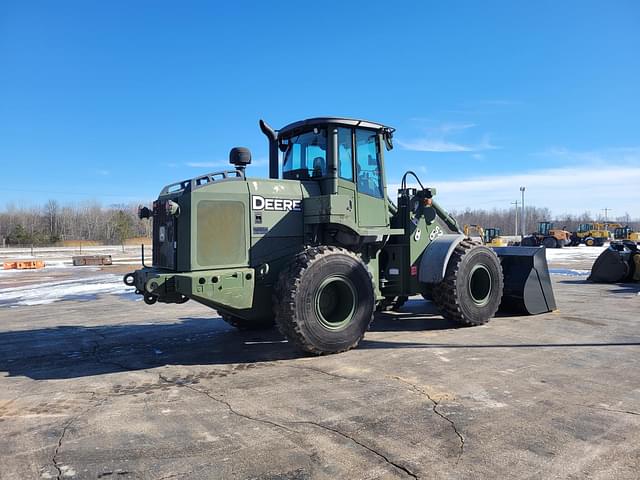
[492, 246, 557, 315]
[588, 241, 638, 283]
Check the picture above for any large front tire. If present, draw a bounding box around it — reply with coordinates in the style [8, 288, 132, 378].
[432, 240, 503, 326]
[274, 246, 375, 354]
[542, 237, 558, 249]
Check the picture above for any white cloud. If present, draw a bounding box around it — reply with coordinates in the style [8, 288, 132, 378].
[96, 169, 110, 176]
[397, 123, 498, 153]
[389, 148, 640, 217]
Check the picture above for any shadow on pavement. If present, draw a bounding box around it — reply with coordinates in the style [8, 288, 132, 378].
[0, 300, 454, 380]
[558, 279, 640, 295]
[5, 297, 630, 381]
[608, 284, 640, 295]
[558, 279, 591, 285]
[360, 340, 640, 350]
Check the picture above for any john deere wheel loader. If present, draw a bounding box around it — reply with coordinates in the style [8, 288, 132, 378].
[124, 117, 556, 354]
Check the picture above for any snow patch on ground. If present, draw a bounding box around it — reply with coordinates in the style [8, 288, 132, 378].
[544, 245, 607, 263]
[0, 274, 134, 307]
[548, 268, 590, 276]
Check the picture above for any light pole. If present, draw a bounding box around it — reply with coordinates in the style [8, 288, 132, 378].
[520, 186, 526, 238]
[511, 200, 519, 236]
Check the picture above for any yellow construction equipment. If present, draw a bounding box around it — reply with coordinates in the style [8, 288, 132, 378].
[463, 224, 509, 247]
[613, 226, 640, 243]
[522, 222, 571, 248]
[569, 223, 612, 247]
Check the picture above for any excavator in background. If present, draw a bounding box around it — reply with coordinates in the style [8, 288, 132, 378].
[522, 222, 571, 249]
[463, 224, 509, 247]
[613, 226, 640, 243]
[569, 223, 612, 247]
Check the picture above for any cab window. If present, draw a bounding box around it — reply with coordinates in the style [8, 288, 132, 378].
[282, 129, 327, 180]
[355, 129, 383, 198]
[337, 128, 354, 181]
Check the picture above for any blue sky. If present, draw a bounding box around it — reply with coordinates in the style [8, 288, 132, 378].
[1, 1, 639, 216]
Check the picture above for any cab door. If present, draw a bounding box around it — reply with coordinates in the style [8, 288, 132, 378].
[354, 129, 388, 228]
[336, 128, 358, 228]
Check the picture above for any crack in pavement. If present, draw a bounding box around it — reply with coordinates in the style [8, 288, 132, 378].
[291, 420, 418, 479]
[158, 373, 417, 478]
[285, 364, 363, 381]
[91, 341, 136, 372]
[157, 373, 294, 433]
[574, 404, 640, 417]
[90, 331, 140, 372]
[52, 419, 72, 480]
[51, 392, 107, 480]
[389, 375, 465, 463]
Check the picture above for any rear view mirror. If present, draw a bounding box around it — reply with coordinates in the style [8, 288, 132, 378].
[383, 128, 394, 150]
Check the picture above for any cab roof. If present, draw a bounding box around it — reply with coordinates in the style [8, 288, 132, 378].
[278, 117, 394, 137]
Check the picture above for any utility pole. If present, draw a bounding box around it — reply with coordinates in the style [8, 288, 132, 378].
[520, 186, 526, 238]
[511, 200, 519, 236]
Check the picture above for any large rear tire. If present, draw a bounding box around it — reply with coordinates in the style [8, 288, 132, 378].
[432, 240, 503, 326]
[274, 246, 375, 354]
[585, 237, 596, 247]
[542, 237, 558, 249]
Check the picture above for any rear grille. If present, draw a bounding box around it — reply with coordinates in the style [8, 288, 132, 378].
[152, 200, 177, 270]
[196, 200, 246, 267]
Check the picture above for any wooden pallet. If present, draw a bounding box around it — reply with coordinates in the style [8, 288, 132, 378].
[3, 260, 46, 270]
[72, 255, 113, 266]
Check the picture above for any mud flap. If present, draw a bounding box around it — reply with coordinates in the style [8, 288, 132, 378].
[491, 246, 557, 315]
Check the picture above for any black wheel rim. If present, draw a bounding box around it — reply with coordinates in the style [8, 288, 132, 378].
[314, 275, 357, 330]
[468, 264, 492, 306]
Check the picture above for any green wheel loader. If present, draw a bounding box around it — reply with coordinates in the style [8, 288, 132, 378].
[124, 117, 556, 354]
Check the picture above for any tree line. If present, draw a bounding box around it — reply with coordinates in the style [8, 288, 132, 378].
[0, 200, 150, 247]
[0, 200, 637, 247]
[449, 206, 639, 236]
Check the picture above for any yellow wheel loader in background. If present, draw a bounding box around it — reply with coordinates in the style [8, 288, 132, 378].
[569, 223, 612, 247]
[522, 222, 571, 248]
[613, 226, 640, 243]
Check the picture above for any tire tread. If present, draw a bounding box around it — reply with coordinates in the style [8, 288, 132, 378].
[273, 246, 375, 354]
[432, 240, 503, 326]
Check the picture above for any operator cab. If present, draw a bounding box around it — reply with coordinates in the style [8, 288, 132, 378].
[280, 127, 328, 181]
[260, 117, 395, 228]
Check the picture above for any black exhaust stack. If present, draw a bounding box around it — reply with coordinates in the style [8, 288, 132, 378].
[259, 119, 279, 179]
[492, 246, 557, 315]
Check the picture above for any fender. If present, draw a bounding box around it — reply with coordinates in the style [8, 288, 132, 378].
[418, 234, 465, 284]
